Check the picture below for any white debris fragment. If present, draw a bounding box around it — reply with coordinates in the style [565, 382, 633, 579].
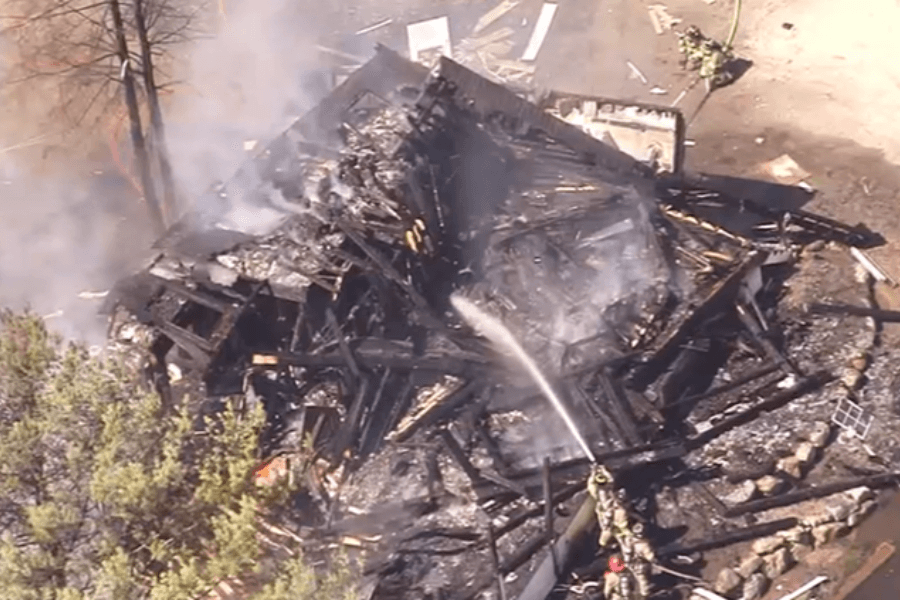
[777, 374, 798, 389]
[650, 86, 668, 94]
[647, 5, 681, 35]
[243, 140, 258, 151]
[850, 247, 896, 285]
[473, 0, 519, 35]
[627, 60, 649, 84]
[167, 363, 183, 383]
[522, 3, 558, 61]
[77, 290, 109, 299]
[759, 154, 811, 185]
[355, 18, 393, 36]
[407, 16, 452, 63]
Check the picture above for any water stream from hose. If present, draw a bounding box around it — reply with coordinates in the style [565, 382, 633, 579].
[450, 294, 597, 463]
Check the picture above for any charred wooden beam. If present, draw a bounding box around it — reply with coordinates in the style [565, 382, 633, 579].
[329, 376, 370, 462]
[326, 307, 361, 382]
[253, 349, 487, 377]
[567, 379, 626, 448]
[688, 370, 832, 449]
[658, 518, 798, 557]
[494, 482, 584, 539]
[596, 372, 642, 445]
[390, 379, 485, 443]
[809, 302, 900, 322]
[500, 530, 550, 575]
[669, 362, 781, 409]
[630, 251, 768, 389]
[504, 439, 686, 486]
[724, 473, 900, 517]
[516, 495, 597, 600]
[486, 524, 508, 600]
[735, 301, 798, 375]
[352, 368, 392, 461]
[543, 457, 554, 544]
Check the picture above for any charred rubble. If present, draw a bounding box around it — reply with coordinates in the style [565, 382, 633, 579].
[105, 45, 896, 600]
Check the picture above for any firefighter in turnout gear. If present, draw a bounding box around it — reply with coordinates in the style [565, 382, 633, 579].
[675, 26, 735, 92]
[604, 555, 635, 600]
[587, 465, 617, 547]
[620, 522, 656, 599]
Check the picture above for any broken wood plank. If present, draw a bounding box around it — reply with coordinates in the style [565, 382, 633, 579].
[809, 302, 900, 322]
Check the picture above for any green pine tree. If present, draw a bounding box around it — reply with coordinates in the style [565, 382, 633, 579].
[0, 309, 359, 600]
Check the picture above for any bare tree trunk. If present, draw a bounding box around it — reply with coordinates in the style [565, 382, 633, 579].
[134, 0, 178, 219]
[109, 0, 164, 235]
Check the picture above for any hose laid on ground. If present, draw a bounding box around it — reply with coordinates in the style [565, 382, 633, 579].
[725, 0, 742, 49]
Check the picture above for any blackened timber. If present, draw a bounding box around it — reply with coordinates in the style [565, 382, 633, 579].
[809, 303, 900, 322]
[596, 373, 642, 445]
[390, 379, 484, 443]
[542, 458, 556, 575]
[630, 250, 767, 388]
[330, 376, 371, 461]
[670, 362, 781, 409]
[486, 524, 508, 600]
[498, 440, 685, 493]
[735, 301, 798, 375]
[257, 349, 487, 376]
[436, 57, 649, 179]
[567, 380, 626, 448]
[326, 307, 361, 382]
[337, 221, 452, 336]
[439, 428, 484, 483]
[500, 531, 550, 574]
[440, 429, 523, 499]
[724, 473, 900, 517]
[494, 482, 584, 538]
[688, 370, 832, 449]
[354, 368, 392, 460]
[657, 518, 799, 557]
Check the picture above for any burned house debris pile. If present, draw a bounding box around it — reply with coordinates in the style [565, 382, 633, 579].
[106, 46, 900, 600]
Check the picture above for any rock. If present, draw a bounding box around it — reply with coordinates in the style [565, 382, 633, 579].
[715, 567, 743, 595]
[807, 421, 831, 448]
[756, 475, 785, 495]
[801, 511, 832, 528]
[763, 547, 794, 578]
[859, 498, 877, 516]
[752, 535, 784, 555]
[724, 480, 758, 504]
[805, 240, 826, 253]
[845, 486, 874, 504]
[736, 554, 764, 578]
[842, 367, 864, 389]
[849, 499, 877, 527]
[812, 522, 848, 546]
[826, 500, 854, 522]
[795, 442, 818, 466]
[777, 456, 803, 479]
[850, 352, 869, 372]
[741, 572, 769, 600]
[781, 526, 813, 548]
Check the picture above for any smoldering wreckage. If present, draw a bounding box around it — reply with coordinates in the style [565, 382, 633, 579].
[101, 46, 900, 600]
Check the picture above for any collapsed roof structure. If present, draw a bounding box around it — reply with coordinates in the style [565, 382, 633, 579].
[106, 46, 897, 600]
